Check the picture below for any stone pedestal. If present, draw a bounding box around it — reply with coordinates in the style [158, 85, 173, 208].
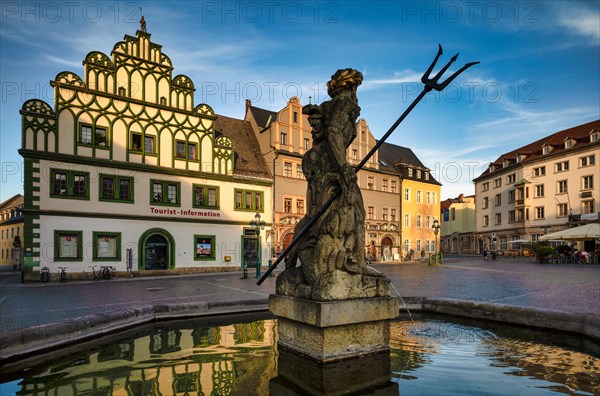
[270, 348, 399, 395]
[269, 294, 399, 362]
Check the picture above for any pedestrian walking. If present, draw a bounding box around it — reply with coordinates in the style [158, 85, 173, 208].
[483, 247, 488, 261]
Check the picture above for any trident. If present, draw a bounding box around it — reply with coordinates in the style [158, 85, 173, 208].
[257, 44, 478, 285]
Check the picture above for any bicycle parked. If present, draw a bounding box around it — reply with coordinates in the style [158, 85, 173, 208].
[57, 266, 67, 283]
[89, 265, 119, 280]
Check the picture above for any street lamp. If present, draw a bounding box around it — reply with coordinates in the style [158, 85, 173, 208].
[432, 218, 441, 265]
[249, 213, 266, 278]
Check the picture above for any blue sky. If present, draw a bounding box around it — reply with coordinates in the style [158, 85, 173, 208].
[1, 1, 599, 202]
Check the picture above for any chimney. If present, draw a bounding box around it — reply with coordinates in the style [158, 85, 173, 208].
[245, 99, 251, 112]
[459, 193, 464, 199]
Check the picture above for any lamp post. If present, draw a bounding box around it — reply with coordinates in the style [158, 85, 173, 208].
[432, 219, 441, 265]
[250, 212, 266, 278]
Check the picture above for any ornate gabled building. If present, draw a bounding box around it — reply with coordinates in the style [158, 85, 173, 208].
[473, 119, 599, 253]
[19, 25, 272, 281]
[246, 98, 441, 261]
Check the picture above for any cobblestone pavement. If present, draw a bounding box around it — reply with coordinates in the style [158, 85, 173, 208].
[1, 255, 598, 335]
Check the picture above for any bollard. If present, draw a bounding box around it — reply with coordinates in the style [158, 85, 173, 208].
[241, 263, 248, 279]
[255, 262, 261, 279]
[268, 259, 274, 277]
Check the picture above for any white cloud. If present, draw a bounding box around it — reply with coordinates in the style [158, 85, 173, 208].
[556, 6, 600, 42]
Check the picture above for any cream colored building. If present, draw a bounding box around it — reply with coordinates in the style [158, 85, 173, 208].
[440, 194, 477, 254]
[0, 194, 24, 269]
[246, 98, 440, 261]
[473, 120, 599, 252]
[19, 26, 272, 281]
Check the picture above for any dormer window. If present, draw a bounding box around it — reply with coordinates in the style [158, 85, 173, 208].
[503, 159, 508, 168]
[516, 154, 522, 163]
[407, 168, 413, 177]
[565, 138, 574, 149]
[416, 170, 421, 179]
[542, 146, 551, 155]
[591, 131, 599, 143]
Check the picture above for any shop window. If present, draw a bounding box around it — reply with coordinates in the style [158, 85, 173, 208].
[93, 232, 121, 260]
[194, 235, 216, 260]
[54, 231, 83, 261]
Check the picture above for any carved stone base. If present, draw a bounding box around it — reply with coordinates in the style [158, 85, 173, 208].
[276, 267, 391, 301]
[269, 294, 399, 362]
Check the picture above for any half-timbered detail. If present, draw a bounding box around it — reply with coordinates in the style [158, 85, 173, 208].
[19, 26, 272, 281]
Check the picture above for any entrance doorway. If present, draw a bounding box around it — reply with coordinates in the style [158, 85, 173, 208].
[282, 233, 294, 252]
[145, 234, 168, 270]
[381, 237, 393, 261]
[242, 236, 260, 269]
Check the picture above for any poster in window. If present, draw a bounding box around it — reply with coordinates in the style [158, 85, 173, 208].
[60, 235, 78, 258]
[97, 236, 117, 258]
[195, 237, 213, 258]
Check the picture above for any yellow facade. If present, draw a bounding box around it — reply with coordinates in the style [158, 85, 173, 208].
[401, 178, 441, 258]
[0, 194, 24, 269]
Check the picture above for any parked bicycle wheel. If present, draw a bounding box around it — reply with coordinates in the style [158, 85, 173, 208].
[110, 266, 118, 279]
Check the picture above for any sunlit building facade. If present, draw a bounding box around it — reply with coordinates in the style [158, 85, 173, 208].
[19, 26, 272, 281]
[473, 120, 599, 252]
[0, 194, 24, 269]
[246, 99, 440, 261]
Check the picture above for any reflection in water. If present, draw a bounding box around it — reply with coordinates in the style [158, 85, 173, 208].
[3, 314, 277, 396]
[1, 313, 599, 395]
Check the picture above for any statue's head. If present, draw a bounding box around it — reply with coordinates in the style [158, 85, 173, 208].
[327, 69, 363, 98]
[302, 104, 324, 141]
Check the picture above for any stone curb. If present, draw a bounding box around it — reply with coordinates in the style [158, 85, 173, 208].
[418, 298, 600, 342]
[1, 296, 598, 363]
[0, 299, 268, 363]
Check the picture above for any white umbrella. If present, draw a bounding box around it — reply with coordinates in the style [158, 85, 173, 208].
[508, 239, 530, 244]
[539, 223, 600, 241]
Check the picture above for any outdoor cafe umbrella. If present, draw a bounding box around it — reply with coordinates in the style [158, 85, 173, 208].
[508, 239, 530, 255]
[539, 223, 600, 241]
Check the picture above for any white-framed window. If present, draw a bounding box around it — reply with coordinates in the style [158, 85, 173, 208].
[535, 184, 544, 197]
[407, 168, 413, 177]
[483, 215, 489, 227]
[495, 193, 501, 206]
[542, 146, 550, 155]
[283, 162, 292, 177]
[352, 149, 358, 160]
[296, 165, 303, 179]
[416, 240, 422, 252]
[591, 131, 599, 142]
[555, 161, 569, 172]
[507, 174, 516, 184]
[368, 206, 375, 220]
[425, 216, 431, 228]
[494, 178, 502, 188]
[432, 192, 437, 204]
[284, 198, 292, 213]
[582, 175, 594, 190]
[391, 180, 397, 193]
[404, 239, 410, 252]
[426, 192, 431, 204]
[368, 177, 374, 190]
[280, 132, 288, 146]
[533, 166, 546, 177]
[404, 188, 410, 201]
[416, 170, 421, 178]
[416, 215, 422, 228]
[297, 199, 305, 214]
[495, 213, 502, 225]
[535, 206, 545, 219]
[580, 155, 595, 167]
[557, 180, 567, 194]
[404, 213, 411, 227]
[382, 179, 389, 192]
[304, 138, 310, 150]
[382, 207, 389, 221]
[582, 200, 595, 214]
[391, 208, 397, 222]
[557, 203, 568, 217]
[416, 190, 422, 203]
[482, 182, 489, 192]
